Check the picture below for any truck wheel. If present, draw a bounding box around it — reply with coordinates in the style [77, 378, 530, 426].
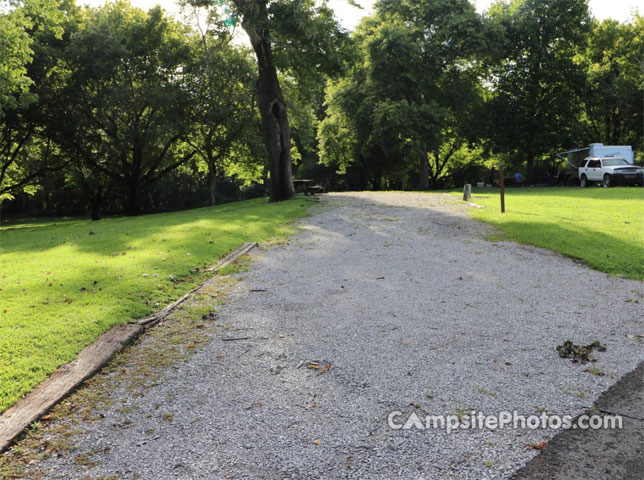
[602, 174, 611, 188]
[580, 175, 588, 188]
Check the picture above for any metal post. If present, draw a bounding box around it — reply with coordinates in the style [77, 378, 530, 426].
[499, 161, 505, 213]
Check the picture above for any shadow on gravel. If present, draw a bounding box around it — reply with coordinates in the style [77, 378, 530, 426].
[513, 361, 644, 480]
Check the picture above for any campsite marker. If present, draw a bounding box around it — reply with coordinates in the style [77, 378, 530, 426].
[499, 161, 505, 213]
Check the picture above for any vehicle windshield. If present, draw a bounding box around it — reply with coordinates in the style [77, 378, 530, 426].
[602, 158, 628, 166]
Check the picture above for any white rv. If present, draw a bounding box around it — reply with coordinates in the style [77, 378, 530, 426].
[587, 143, 634, 164]
[558, 143, 635, 168]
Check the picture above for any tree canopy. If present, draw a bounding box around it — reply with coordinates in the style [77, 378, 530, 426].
[1, 0, 642, 218]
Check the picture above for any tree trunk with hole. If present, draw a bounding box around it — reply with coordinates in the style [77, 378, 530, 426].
[236, 1, 294, 202]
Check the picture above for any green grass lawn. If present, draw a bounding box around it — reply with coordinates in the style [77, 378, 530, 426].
[0, 197, 311, 413]
[460, 187, 644, 280]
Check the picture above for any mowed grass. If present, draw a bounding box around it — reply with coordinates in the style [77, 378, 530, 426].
[461, 187, 644, 280]
[0, 197, 312, 412]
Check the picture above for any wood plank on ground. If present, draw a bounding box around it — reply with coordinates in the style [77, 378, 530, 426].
[0, 242, 258, 453]
[205, 242, 258, 272]
[138, 242, 258, 327]
[0, 323, 142, 452]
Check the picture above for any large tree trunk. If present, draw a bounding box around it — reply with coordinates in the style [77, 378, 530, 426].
[126, 145, 143, 215]
[236, 1, 294, 202]
[372, 171, 382, 190]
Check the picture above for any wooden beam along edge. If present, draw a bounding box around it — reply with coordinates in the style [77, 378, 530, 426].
[0, 242, 258, 453]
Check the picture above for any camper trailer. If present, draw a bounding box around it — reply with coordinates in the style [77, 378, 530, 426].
[558, 143, 634, 168]
[557, 143, 636, 185]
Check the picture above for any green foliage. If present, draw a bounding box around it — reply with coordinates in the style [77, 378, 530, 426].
[318, 79, 358, 175]
[0, 0, 63, 117]
[2, 0, 643, 212]
[0, 196, 311, 413]
[0, 2, 34, 115]
[578, 15, 644, 150]
[318, 0, 491, 189]
[268, 0, 353, 84]
[0, 0, 65, 200]
[1, 0, 276, 216]
[487, 0, 592, 180]
[317, 0, 641, 191]
[181, 4, 264, 205]
[55, 2, 196, 215]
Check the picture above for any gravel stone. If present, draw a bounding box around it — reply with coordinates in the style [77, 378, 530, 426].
[34, 192, 643, 479]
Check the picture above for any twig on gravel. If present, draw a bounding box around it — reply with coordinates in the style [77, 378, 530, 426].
[301, 361, 332, 375]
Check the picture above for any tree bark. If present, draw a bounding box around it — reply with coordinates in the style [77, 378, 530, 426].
[90, 200, 102, 221]
[126, 182, 139, 216]
[526, 154, 534, 185]
[207, 168, 217, 206]
[418, 151, 429, 190]
[372, 171, 382, 190]
[235, 0, 294, 202]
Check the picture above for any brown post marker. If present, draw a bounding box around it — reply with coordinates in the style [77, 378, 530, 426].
[499, 161, 505, 213]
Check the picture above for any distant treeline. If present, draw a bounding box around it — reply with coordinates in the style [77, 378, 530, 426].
[1, 0, 642, 219]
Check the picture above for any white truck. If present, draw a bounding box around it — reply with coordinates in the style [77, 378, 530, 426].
[558, 143, 640, 186]
[578, 157, 643, 188]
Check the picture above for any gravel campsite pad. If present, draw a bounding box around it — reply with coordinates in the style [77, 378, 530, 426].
[25, 192, 644, 479]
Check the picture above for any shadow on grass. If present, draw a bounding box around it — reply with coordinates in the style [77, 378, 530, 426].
[0, 216, 93, 231]
[0, 196, 315, 413]
[0, 198, 310, 256]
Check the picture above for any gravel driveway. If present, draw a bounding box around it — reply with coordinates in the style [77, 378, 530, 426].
[31, 192, 643, 479]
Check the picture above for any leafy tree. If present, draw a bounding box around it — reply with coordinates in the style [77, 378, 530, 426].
[579, 15, 644, 152]
[181, 3, 263, 205]
[0, 0, 64, 202]
[55, 2, 195, 216]
[0, 0, 63, 116]
[25, 1, 117, 220]
[0, 2, 33, 117]
[189, 0, 350, 202]
[487, 0, 591, 181]
[319, 0, 491, 189]
[0, 112, 64, 202]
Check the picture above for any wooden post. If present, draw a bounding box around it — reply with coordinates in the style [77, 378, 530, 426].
[499, 162, 505, 213]
[463, 184, 471, 201]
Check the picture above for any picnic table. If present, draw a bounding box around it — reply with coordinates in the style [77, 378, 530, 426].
[293, 179, 324, 196]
